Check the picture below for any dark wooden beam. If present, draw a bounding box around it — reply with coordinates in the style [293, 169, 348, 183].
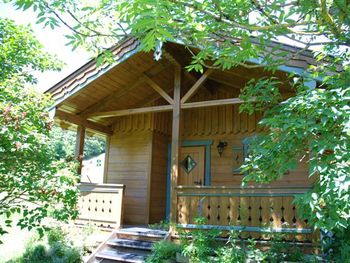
[88, 105, 173, 118]
[144, 74, 173, 104]
[181, 69, 213, 103]
[75, 125, 85, 175]
[170, 66, 181, 224]
[182, 97, 250, 109]
[55, 110, 113, 135]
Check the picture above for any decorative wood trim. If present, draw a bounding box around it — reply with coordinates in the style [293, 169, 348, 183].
[89, 105, 173, 118]
[55, 110, 113, 135]
[144, 74, 173, 104]
[170, 66, 181, 224]
[181, 69, 213, 103]
[75, 125, 85, 175]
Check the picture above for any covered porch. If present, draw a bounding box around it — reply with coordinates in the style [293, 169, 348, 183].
[48, 38, 316, 241]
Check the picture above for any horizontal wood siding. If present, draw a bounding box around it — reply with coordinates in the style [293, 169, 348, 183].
[149, 132, 169, 223]
[106, 131, 152, 224]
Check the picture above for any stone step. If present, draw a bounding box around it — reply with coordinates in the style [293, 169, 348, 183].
[107, 238, 153, 250]
[96, 248, 147, 263]
[116, 227, 167, 241]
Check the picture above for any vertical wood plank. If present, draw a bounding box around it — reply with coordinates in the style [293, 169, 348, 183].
[170, 66, 181, 225]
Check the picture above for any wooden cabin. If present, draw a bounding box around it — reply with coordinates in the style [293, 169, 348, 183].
[47, 38, 317, 241]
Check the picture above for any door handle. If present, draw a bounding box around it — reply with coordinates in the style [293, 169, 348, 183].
[194, 179, 202, 185]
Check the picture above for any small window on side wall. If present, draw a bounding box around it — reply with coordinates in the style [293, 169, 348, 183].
[232, 136, 255, 174]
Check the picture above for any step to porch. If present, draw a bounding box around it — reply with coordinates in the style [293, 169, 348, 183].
[89, 227, 169, 263]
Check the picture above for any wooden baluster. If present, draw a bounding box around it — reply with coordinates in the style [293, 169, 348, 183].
[228, 196, 239, 226]
[250, 196, 261, 239]
[177, 196, 184, 224]
[190, 196, 199, 224]
[219, 196, 229, 227]
[239, 196, 250, 238]
[183, 196, 191, 225]
[283, 196, 295, 241]
[260, 197, 271, 240]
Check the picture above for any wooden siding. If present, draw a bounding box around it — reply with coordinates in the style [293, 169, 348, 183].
[105, 131, 153, 224]
[149, 132, 169, 223]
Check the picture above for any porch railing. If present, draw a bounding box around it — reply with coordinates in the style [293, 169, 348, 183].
[176, 186, 316, 242]
[76, 183, 125, 229]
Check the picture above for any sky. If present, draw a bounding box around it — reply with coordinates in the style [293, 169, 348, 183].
[0, 2, 90, 92]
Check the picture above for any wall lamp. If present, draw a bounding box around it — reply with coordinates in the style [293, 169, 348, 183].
[217, 141, 228, 157]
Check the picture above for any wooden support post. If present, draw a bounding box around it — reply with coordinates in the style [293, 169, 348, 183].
[75, 125, 85, 175]
[170, 66, 181, 225]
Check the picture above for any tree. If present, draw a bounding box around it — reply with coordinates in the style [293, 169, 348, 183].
[8, 0, 350, 231]
[0, 18, 79, 239]
[49, 126, 106, 161]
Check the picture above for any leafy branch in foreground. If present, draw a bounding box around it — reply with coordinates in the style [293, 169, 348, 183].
[0, 18, 79, 240]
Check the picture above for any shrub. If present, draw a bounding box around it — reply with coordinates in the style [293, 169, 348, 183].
[21, 244, 50, 263]
[323, 227, 350, 262]
[180, 217, 220, 263]
[47, 228, 66, 246]
[9, 227, 82, 263]
[146, 240, 180, 263]
[215, 231, 246, 263]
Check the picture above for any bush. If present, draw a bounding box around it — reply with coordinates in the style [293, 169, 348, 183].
[323, 227, 350, 262]
[215, 231, 246, 263]
[9, 227, 82, 263]
[21, 244, 50, 263]
[180, 217, 220, 263]
[146, 241, 180, 263]
[47, 228, 66, 246]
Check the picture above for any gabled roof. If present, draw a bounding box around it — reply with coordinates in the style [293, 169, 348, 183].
[46, 37, 319, 106]
[47, 37, 322, 135]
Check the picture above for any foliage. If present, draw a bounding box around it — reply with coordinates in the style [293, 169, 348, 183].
[214, 230, 246, 263]
[180, 217, 220, 263]
[0, 18, 62, 84]
[177, 221, 320, 263]
[146, 240, 180, 263]
[0, 18, 79, 240]
[322, 227, 350, 262]
[7, 0, 350, 231]
[148, 220, 171, 231]
[9, 227, 82, 263]
[49, 126, 106, 161]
